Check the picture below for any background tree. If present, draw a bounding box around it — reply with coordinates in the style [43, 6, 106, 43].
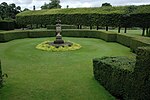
[41, 0, 61, 9]
[23, 8, 30, 12]
[102, 3, 112, 7]
[0, 2, 22, 19]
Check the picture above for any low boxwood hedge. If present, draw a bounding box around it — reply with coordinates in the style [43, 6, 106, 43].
[130, 37, 150, 52]
[0, 29, 149, 52]
[116, 34, 133, 47]
[0, 31, 29, 42]
[0, 30, 116, 42]
[93, 47, 150, 100]
[28, 30, 55, 38]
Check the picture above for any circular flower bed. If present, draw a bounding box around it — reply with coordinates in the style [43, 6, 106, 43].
[36, 41, 81, 52]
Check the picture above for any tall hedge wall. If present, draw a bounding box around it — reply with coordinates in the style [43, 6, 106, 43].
[16, 5, 150, 29]
[0, 20, 15, 30]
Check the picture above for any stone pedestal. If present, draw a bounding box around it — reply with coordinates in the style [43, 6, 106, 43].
[54, 33, 64, 44]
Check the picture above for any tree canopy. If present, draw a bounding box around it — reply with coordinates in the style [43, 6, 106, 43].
[0, 2, 21, 20]
[102, 3, 112, 7]
[41, 0, 61, 9]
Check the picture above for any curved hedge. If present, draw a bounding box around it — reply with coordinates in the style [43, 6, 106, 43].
[0, 29, 150, 52]
[16, 5, 150, 29]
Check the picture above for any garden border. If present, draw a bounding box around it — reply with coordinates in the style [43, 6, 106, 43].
[0, 29, 150, 52]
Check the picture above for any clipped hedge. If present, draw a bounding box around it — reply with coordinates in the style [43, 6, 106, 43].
[93, 57, 135, 99]
[0, 20, 15, 30]
[28, 30, 55, 38]
[116, 34, 133, 47]
[130, 37, 150, 52]
[130, 46, 150, 100]
[0, 60, 2, 88]
[0, 31, 29, 42]
[0, 30, 117, 42]
[93, 47, 150, 100]
[100, 31, 116, 42]
[47, 25, 77, 29]
[16, 5, 150, 30]
[0, 29, 149, 52]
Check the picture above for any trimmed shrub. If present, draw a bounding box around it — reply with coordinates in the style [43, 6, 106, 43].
[116, 34, 134, 47]
[62, 30, 101, 38]
[93, 46, 150, 100]
[128, 46, 150, 100]
[0, 30, 117, 42]
[93, 57, 135, 99]
[0, 60, 2, 88]
[16, 5, 150, 29]
[0, 31, 29, 42]
[47, 25, 77, 29]
[0, 20, 15, 30]
[28, 30, 55, 38]
[100, 31, 116, 42]
[130, 37, 150, 52]
[0, 29, 149, 53]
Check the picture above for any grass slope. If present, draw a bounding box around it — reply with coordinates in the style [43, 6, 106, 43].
[0, 37, 134, 100]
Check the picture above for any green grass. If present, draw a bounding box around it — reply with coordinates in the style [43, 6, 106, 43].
[0, 37, 134, 100]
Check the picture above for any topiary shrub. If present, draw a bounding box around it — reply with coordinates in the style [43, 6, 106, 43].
[93, 56, 135, 99]
[127, 46, 150, 100]
[93, 46, 150, 100]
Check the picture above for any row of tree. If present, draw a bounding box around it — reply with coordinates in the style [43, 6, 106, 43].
[40, 0, 112, 9]
[0, 0, 112, 20]
[0, 2, 22, 20]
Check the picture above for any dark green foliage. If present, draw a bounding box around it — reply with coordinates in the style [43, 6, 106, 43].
[28, 30, 55, 38]
[93, 57, 135, 99]
[116, 34, 133, 47]
[130, 37, 150, 52]
[129, 47, 150, 100]
[0, 2, 21, 19]
[0, 60, 2, 88]
[102, 3, 112, 7]
[93, 47, 150, 100]
[0, 30, 117, 42]
[41, 0, 61, 9]
[0, 20, 15, 30]
[16, 5, 150, 29]
[0, 29, 149, 52]
[100, 31, 116, 42]
[0, 31, 28, 42]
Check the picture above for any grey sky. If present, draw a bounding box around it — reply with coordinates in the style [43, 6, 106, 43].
[0, 0, 150, 10]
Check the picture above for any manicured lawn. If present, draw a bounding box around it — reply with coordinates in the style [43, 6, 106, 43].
[0, 37, 134, 100]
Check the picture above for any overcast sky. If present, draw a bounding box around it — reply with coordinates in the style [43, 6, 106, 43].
[0, 0, 150, 10]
